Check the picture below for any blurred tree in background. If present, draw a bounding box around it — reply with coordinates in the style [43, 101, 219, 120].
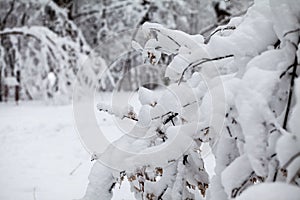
[0, 0, 253, 102]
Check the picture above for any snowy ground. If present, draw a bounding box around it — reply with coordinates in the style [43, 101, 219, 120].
[0, 101, 93, 200]
[0, 98, 215, 200]
[0, 101, 136, 200]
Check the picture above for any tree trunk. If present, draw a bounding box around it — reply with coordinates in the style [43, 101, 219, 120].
[15, 70, 20, 104]
[0, 67, 2, 102]
[4, 70, 8, 102]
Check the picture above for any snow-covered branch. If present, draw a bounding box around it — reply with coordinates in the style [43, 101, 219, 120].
[85, 0, 300, 199]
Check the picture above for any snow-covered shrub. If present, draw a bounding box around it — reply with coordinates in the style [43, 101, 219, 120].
[0, 0, 90, 102]
[82, 0, 300, 199]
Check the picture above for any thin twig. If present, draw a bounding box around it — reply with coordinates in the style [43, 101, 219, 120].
[152, 111, 173, 120]
[150, 28, 181, 48]
[178, 54, 234, 85]
[283, 28, 300, 37]
[282, 152, 300, 170]
[123, 115, 138, 121]
[226, 126, 232, 137]
[289, 167, 300, 183]
[231, 171, 255, 198]
[71, 10, 99, 20]
[279, 64, 294, 79]
[183, 100, 197, 107]
[199, 7, 250, 36]
[158, 186, 168, 200]
[69, 162, 82, 176]
[283, 56, 298, 129]
[204, 26, 236, 44]
[200, 18, 230, 36]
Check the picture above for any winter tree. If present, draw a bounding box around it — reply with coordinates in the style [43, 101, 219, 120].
[70, 0, 253, 91]
[0, 0, 252, 100]
[81, 0, 300, 199]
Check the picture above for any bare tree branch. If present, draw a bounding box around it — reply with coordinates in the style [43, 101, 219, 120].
[283, 56, 298, 129]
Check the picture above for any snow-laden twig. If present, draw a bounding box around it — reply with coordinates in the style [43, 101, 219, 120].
[283, 28, 300, 37]
[204, 25, 236, 44]
[97, 102, 138, 121]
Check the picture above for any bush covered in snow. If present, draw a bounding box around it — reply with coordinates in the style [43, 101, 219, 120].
[0, 0, 90, 102]
[82, 0, 300, 199]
